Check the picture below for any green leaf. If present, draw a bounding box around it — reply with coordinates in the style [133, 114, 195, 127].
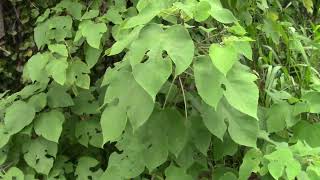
[47, 84, 74, 108]
[75, 118, 103, 148]
[194, 56, 224, 109]
[266, 102, 290, 132]
[264, 147, 301, 180]
[239, 149, 262, 180]
[0, 124, 11, 148]
[85, 44, 102, 68]
[24, 53, 50, 83]
[105, 108, 187, 177]
[105, 7, 123, 24]
[225, 37, 253, 60]
[4, 100, 35, 134]
[165, 164, 193, 180]
[195, 57, 258, 118]
[75, 74, 90, 89]
[75, 156, 103, 179]
[66, 60, 91, 89]
[292, 121, 320, 147]
[132, 58, 172, 100]
[302, 92, 320, 113]
[71, 90, 100, 115]
[203, 0, 237, 23]
[103, 70, 154, 130]
[34, 110, 65, 143]
[201, 100, 258, 147]
[210, 9, 237, 24]
[201, 102, 226, 140]
[28, 93, 47, 112]
[209, 43, 238, 76]
[101, 105, 127, 143]
[123, 3, 164, 29]
[34, 16, 73, 48]
[48, 44, 68, 57]
[54, 0, 84, 20]
[0, 167, 24, 180]
[128, 24, 194, 98]
[194, 1, 211, 22]
[223, 63, 258, 119]
[266, 102, 307, 132]
[46, 57, 68, 85]
[81, 10, 99, 20]
[164, 108, 188, 157]
[302, 0, 313, 13]
[75, 20, 107, 49]
[23, 137, 58, 175]
[107, 26, 143, 56]
[212, 134, 238, 161]
[129, 24, 194, 74]
[189, 116, 211, 155]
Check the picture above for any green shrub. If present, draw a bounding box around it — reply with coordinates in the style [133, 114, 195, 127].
[1, 0, 320, 179]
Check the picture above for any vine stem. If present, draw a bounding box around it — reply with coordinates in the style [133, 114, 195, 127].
[179, 76, 188, 121]
[162, 75, 177, 109]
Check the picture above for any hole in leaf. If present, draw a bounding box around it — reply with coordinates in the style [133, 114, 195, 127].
[221, 84, 226, 91]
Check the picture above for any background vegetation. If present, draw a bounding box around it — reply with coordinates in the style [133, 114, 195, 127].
[1, 0, 320, 179]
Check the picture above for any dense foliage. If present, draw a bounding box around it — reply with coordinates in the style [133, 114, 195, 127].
[1, 0, 320, 179]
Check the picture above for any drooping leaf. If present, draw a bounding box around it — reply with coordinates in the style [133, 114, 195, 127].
[202, 0, 237, 23]
[200, 99, 258, 147]
[101, 105, 127, 143]
[107, 26, 143, 56]
[123, 2, 170, 29]
[239, 149, 262, 180]
[47, 84, 74, 108]
[292, 121, 320, 147]
[34, 16, 73, 48]
[75, 20, 107, 49]
[85, 44, 102, 68]
[54, 0, 84, 20]
[209, 43, 238, 76]
[24, 53, 50, 83]
[28, 93, 47, 112]
[212, 134, 238, 161]
[128, 24, 194, 99]
[103, 70, 154, 131]
[0, 167, 24, 180]
[34, 110, 65, 143]
[48, 44, 68, 57]
[195, 57, 258, 118]
[189, 116, 211, 155]
[200, 102, 226, 140]
[75, 156, 103, 179]
[23, 137, 58, 175]
[75, 118, 103, 148]
[194, 56, 224, 109]
[264, 147, 301, 180]
[45, 57, 68, 85]
[71, 90, 100, 115]
[81, 10, 99, 20]
[4, 100, 35, 134]
[165, 164, 193, 180]
[223, 63, 259, 119]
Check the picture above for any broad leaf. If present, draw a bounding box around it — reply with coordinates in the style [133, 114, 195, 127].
[4, 100, 35, 134]
[75, 20, 107, 49]
[34, 110, 65, 143]
[128, 24, 194, 98]
[23, 137, 58, 175]
[103, 70, 154, 131]
[75, 156, 103, 179]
